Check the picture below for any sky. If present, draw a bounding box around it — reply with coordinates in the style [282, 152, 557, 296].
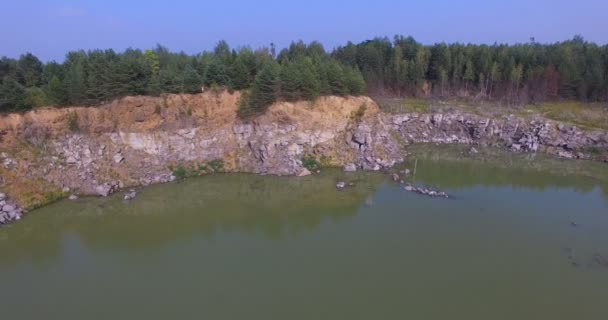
[2, 0, 607, 61]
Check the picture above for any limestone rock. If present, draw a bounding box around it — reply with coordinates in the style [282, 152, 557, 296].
[296, 168, 311, 177]
[343, 163, 357, 172]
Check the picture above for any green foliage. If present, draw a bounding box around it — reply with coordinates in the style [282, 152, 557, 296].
[208, 159, 224, 172]
[301, 155, 321, 171]
[352, 102, 367, 122]
[24, 87, 48, 108]
[67, 111, 79, 132]
[2, 36, 607, 114]
[0, 78, 28, 111]
[171, 166, 187, 179]
[240, 61, 279, 117]
[170, 159, 224, 180]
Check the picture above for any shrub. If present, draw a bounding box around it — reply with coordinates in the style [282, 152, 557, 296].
[352, 102, 367, 122]
[67, 111, 79, 132]
[208, 159, 224, 172]
[302, 155, 320, 171]
[171, 166, 187, 179]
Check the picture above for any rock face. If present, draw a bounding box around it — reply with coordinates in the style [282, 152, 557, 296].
[0, 91, 606, 225]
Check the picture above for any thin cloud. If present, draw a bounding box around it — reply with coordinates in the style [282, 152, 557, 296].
[52, 7, 87, 18]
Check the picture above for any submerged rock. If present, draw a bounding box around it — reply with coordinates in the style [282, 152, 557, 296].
[403, 184, 449, 198]
[96, 182, 118, 197]
[124, 190, 137, 201]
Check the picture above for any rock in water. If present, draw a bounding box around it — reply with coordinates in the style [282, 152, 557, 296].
[404, 185, 414, 192]
[336, 181, 346, 189]
[470, 146, 479, 154]
[296, 168, 312, 177]
[95, 183, 115, 197]
[343, 163, 357, 172]
[392, 173, 400, 182]
[68, 194, 78, 200]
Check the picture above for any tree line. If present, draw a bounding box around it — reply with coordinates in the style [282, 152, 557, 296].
[0, 41, 365, 115]
[1, 36, 607, 115]
[333, 35, 608, 104]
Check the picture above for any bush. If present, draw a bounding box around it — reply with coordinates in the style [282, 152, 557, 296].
[208, 159, 224, 172]
[67, 111, 79, 131]
[352, 102, 367, 122]
[302, 155, 320, 171]
[171, 166, 187, 179]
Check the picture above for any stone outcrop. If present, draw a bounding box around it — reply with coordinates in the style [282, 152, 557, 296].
[0, 193, 23, 225]
[388, 112, 608, 159]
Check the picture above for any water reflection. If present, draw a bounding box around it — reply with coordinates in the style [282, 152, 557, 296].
[0, 145, 606, 269]
[0, 172, 383, 267]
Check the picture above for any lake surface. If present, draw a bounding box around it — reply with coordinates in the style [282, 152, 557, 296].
[1, 146, 607, 320]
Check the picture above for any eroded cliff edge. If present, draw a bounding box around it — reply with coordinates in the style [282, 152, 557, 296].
[0, 91, 607, 215]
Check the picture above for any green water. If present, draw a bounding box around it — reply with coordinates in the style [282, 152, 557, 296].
[1, 146, 608, 320]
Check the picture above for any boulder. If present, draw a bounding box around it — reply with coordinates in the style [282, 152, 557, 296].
[7, 210, 17, 220]
[2, 204, 15, 212]
[296, 168, 311, 177]
[0, 192, 6, 201]
[336, 181, 346, 189]
[68, 194, 78, 200]
[343, 163, 357, 172]
[95, 183, 115, 197]
[469, 147, 479, 154]
[124, 190, 137, 200]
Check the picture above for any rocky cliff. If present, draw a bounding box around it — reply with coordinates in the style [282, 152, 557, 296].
[0, 91, 607, 223]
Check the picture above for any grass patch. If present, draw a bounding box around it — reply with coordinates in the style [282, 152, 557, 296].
[169, 159, 225, 179]
[301, 155, 321, 171]
[522, 101, 608, 130]
[374, 97, 431, 114]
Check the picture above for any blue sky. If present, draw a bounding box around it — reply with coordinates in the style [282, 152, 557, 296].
[2, 0, 607, 61]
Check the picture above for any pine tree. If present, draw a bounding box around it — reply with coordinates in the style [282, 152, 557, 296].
[248, 62, 279, 114]
[181, 64, 202, 93]
[0, 78, 28, 111]
[325, 61, 347, 96]
[46, 75, 66, 105]
[203, 57, 230, 87]
[279, 62, 300, 101]
[296, 59, 321, 100]
[463, 60, 475, 91]
[343, 66, 366, 95]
